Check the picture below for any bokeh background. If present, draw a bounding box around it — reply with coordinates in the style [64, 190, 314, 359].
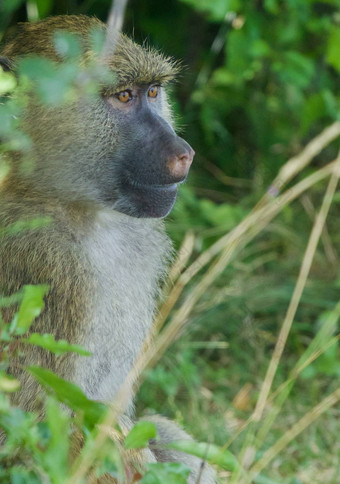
[1, 1, 340, 482]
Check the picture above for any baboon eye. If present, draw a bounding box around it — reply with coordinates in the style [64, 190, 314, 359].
[148, 86, 158, 98]
[116, 90, 132, 103]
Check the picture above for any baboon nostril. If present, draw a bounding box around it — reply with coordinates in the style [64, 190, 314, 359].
[167, 148, 195, 179]
[179, 148, 195, 165]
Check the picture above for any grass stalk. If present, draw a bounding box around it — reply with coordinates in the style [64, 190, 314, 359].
[233, 151, 340, 484]
[69, 146, 339, 483]
[249, 385, 340, 477]
[253, 151, 340, 424]
[155, 160, 336, 334]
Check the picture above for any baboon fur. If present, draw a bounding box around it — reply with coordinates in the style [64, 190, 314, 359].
[0, 15, 215, 483]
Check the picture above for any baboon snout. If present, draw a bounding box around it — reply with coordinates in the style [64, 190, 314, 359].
[166, 146, 195, 181]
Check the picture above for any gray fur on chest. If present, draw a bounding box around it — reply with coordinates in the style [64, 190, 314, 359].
[72, 210, 170, 403]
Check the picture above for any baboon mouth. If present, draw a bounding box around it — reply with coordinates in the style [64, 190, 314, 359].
[141, 183, 177, 191]
[126, 180, 178, 192]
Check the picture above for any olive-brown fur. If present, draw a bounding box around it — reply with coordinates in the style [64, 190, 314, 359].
[1, 15, 179, 88]
[0, 15, 215, 483]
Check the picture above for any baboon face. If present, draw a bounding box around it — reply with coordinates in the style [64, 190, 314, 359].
[27, 82, 194, 219]
[0, 16, 195, 219]
[101, 84, 194, 218]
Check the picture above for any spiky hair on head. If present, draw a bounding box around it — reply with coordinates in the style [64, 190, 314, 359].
[105, 35, 179, 90]
[0, 15, 102, 59]
[0, 15, 180, 89]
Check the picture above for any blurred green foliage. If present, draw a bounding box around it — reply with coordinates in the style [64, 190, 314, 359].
[1, 0, 340, 482]
[0, 280, 228, 481]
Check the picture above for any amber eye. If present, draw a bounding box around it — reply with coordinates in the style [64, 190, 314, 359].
[148, 86, 158, 98]
[116, 91, 132, 103]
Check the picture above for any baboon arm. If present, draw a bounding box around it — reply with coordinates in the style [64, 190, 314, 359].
[0, 222, 89, 410]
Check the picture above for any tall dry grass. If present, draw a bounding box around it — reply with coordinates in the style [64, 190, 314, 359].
[67, 113, 340, 482]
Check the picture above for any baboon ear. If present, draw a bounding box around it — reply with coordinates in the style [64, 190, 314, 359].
[0, 56, 13, 72]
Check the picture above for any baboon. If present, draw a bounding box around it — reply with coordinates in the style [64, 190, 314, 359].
[0, 15, 215, 483]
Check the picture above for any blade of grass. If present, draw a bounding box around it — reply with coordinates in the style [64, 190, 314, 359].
[211, 333, 340, 467]
[249, 385, 340, 477]
[168, 230, 195, 283]
[233, 151, 340, 484]
[155, 122, 340, 334]
[268, 121, 340, 197]
[68, 156, 338, 483]
[254, 334, 340, 450]
[255, 297, 340, 447]
[253, 151, 340, 424]
[154, 160, 336, 340]
[300, 194, 338, 264]
[101, 0, 128, 59]
[155, 160, 337, 333]
[253, 297, 340, 447]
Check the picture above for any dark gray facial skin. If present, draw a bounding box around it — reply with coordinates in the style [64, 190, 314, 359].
[103, 84, 195, 218]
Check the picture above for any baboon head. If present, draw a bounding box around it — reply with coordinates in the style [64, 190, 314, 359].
[0, 15, 194, 218]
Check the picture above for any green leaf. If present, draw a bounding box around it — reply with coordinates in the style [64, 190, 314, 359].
[300, 93, 327, 135]
[18, 57, 58, 82]
[273, 51, 314, 89]
[226, 30, 252, 80]
[53, 31, 82, 59]
[141, 462, 190, 484]
[11, 285, 49, 335]
[0, 70, 16, 95]
[35, 0, 53, 18]
[326, 26, 340, 73]
[200, 199, 246, 229]
[180, 0, 240, 21]
[41, 398, 70, 482]
[0, 102, 22, 139]
[18, 57, 78, 105]
[0, 290, 23, 309]
[254, 473, 285, 484]
[24, 333, 91, 356]
[0, 406, 36, 441]
[93, 440, 125, 480]
[89, 27, 106, 55]
[0, 0, 25, 14]
[167, 440, 240, 471]
[9, 468, 40, 484]
[264, 0, 279, 14]
[124, 421, 157, 449]
[0, 217, 52, 238]
[94, 456, 119, 479]
[28, 366, 106, 430]
[0, 374, 20, 393]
